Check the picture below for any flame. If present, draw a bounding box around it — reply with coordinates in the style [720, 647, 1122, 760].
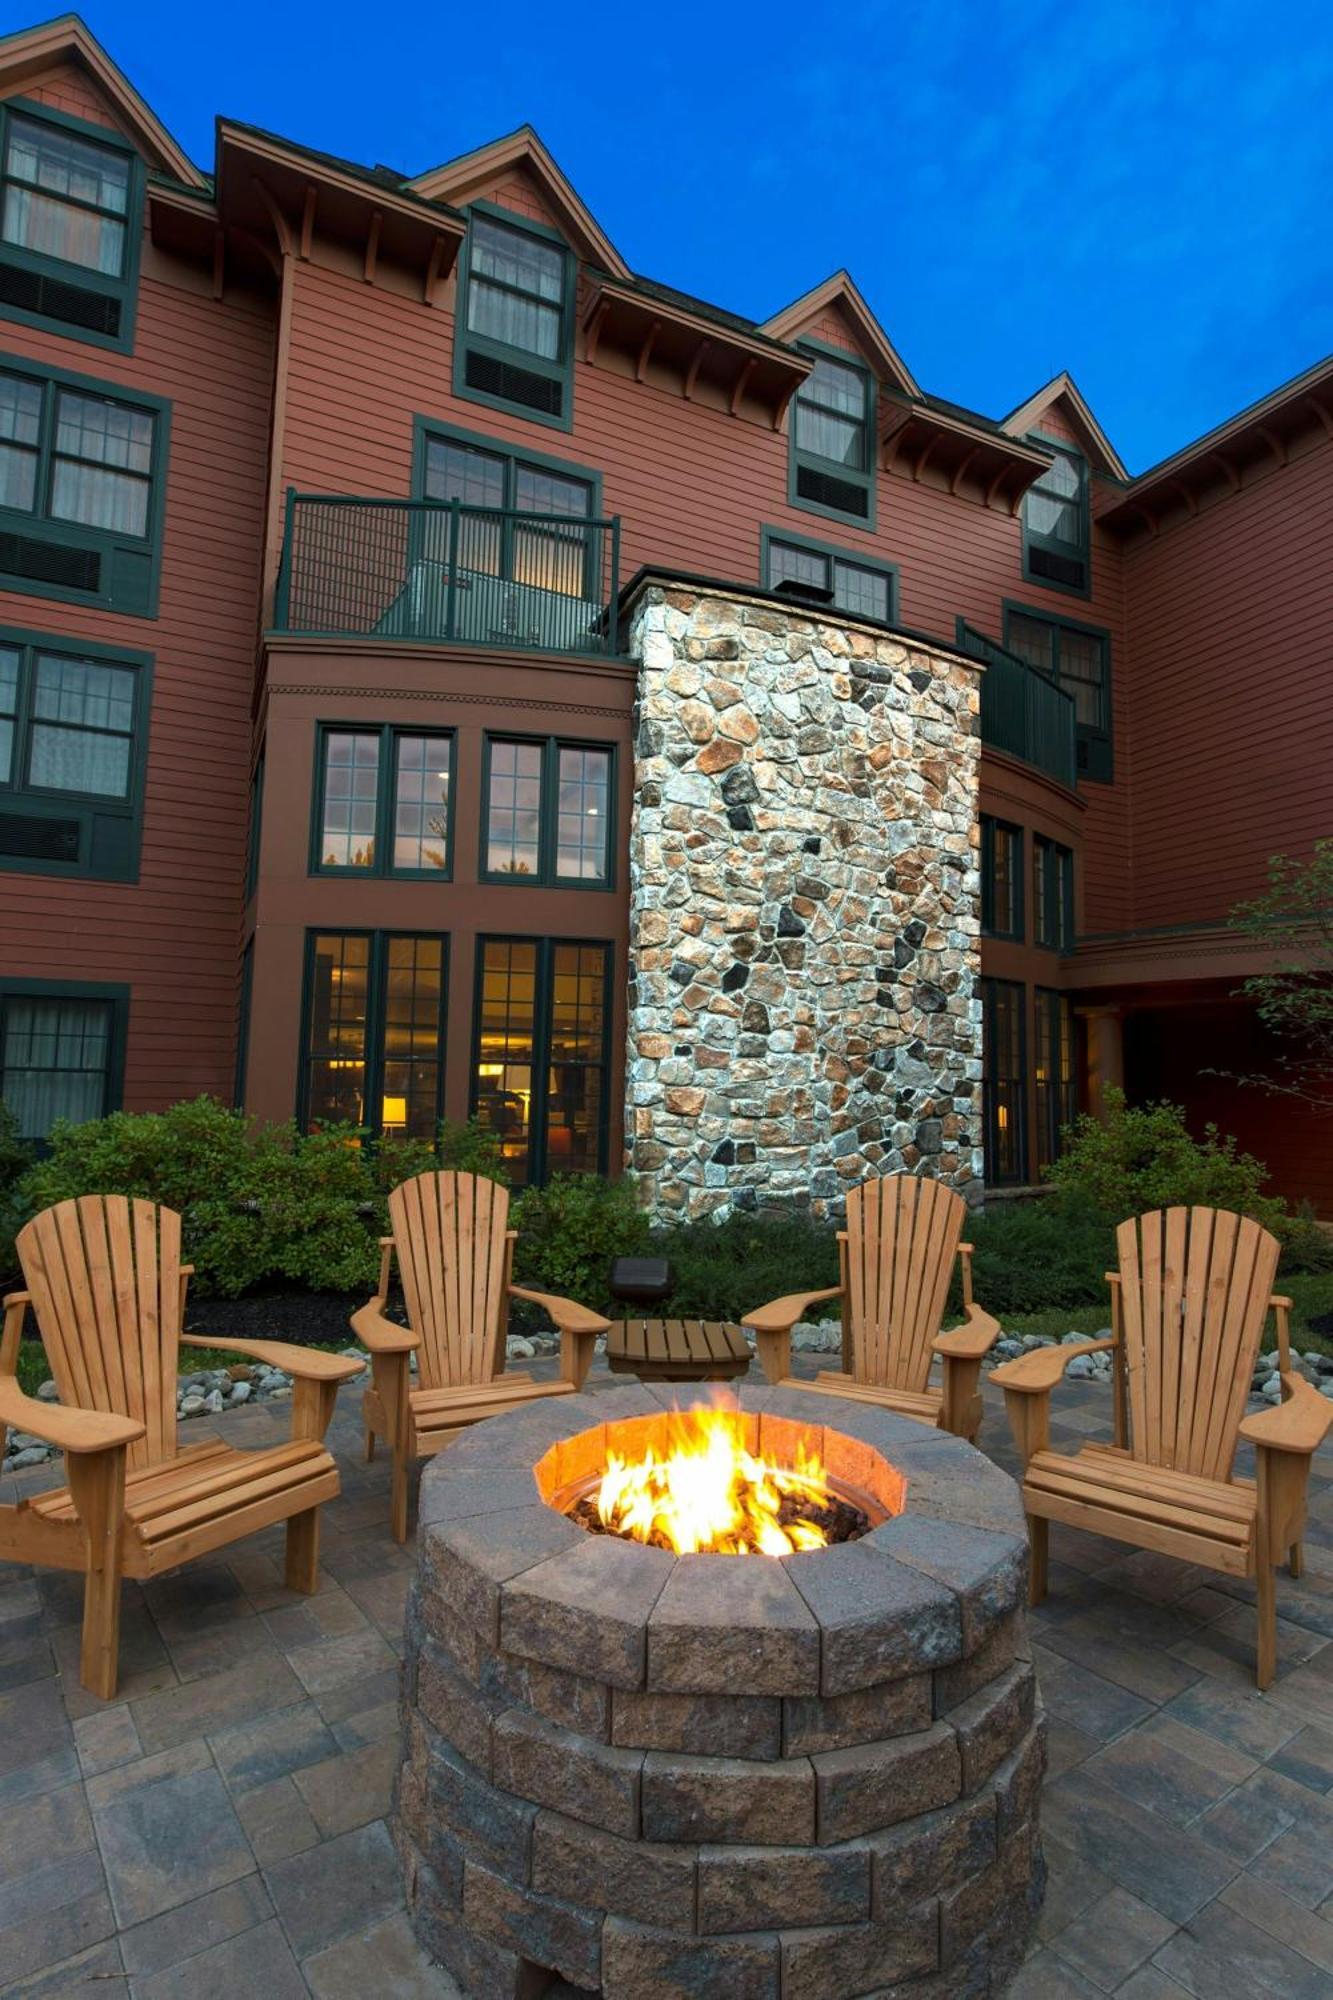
[594, 1409, 834, 1556]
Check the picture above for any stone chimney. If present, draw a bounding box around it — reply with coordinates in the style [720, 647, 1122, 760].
[624, 576, 983, 1222]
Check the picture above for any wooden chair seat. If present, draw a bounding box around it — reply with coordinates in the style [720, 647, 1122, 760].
[805, 1372, 944, 1425]
[30, 1435, 338, 1573]
[1023, 1440, 1256, 1575]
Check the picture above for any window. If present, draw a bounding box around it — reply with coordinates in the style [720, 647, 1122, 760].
[1003, 604, 1112, 780]
[482, 734, 614, 887]
[472, 937, 611, 1184]
[0, 980, 126, 1142]
[981, 977, 1026, 1186]
[761, 527, 896, 624]
[0, 100, 142, 349]
[0, 628, 149, 879]
[1022, 439, 1089, 594]
[312, 726, 454, 877]
[301, 932, 447, 1139]
[1033, 835, 1074, 951]
[0, 357, 167, 614]
[1034, 989, 1077, 1171]
[455, 206, 573, 426]
[790, 346, 875, 524]
[980, 818, 1023, 940]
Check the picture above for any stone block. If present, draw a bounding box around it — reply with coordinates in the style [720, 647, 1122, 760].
[992, 1715, 1047, 1839]
[462, 1858, 602, 1991]
[417, 1642, 495, 1774]
[869, 1790, 997, 1920]
[932, 1608, 1021, 1714]
[491, 1707, 643, 1840]
[947, 1660, 1036, 1794]
[782, 1673, 933, 1756]
[501, 1535, 675, 1691]
[405, 1896, 529, 2000]
[425, 1735, 537, 1879]
[784, 1541, 963, 1694]
[778, 1901, 940, 2000]
[642, 1748, 815, 1846]
[814, 1721, 961, 1844]
[940, 1816, 1041, 1967]
[646, 1554, 820, 1696]
[481, 1647, 610, 1742]
[532, 1809, 696, 1929]
[611, 1687, 781, 1760]
[868, 1515, 1027, 1651]
[697, 1839, 870, 1933]
[601, 1917, 781, 1999]
[420, 1508, 583, 1646]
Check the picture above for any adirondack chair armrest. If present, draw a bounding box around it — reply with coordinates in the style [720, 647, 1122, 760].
[989, 1339, 1115, 1393]
[508, 1287, 610, 1336]
[1240, 1371, 1333, 1456]
[349, 1302, 419, 1355]
[933, 1305, 1001, 1360]
[743, 1287, 844, 1336]
[179, 1335, 365, 1382]
[0, 1374, 144, 1454]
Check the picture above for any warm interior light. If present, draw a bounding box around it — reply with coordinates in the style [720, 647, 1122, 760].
[997, 1105, 1009, 1130]
[381, 1094, 408, 1128]
[593, 1408, 839, 1556]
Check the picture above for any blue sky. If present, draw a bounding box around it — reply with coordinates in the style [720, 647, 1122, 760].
[20, 0, 1333, 471]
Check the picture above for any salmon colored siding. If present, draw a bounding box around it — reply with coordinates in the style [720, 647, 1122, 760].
[2, 64, 129, 133]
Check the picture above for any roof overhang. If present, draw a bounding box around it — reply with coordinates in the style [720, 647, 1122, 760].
[407, 125, 630, 278]
[0, 14, 207, 188]
[581, 278, 812, 427]
[881, 393, 1052, 510]
[1001, 371, 1127, 480]
[760, 270, 919, 396]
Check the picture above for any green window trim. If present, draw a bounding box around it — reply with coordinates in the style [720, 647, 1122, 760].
[0, 350, 169, 617]
[0, 622, 151, 881]
[1002, 600, 1113, 783]
[452, 200, 576, 433]
[479, 731, 616, 890]
[310, 723, 456, 880]
[0, 974, 129, 1148]
[0, 97, 144, 355]
[1021, 434, 1090, 598]
[470, 933, 614, 1185]
[1034, 986, 1077, 1172]
[1032, 834, 1075, 952]
[981, 975, 1027, 1188]
[244, 749, 264, 903]
[298, 929, 450, 1139]
[759, 524, 898, 625]
[980, 816, 1024, 941]
[788, 337, 877, 530]
[411, 416, 603, 518]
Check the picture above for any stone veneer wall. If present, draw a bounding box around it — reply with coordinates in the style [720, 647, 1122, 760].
[625, 580, 984, 1222]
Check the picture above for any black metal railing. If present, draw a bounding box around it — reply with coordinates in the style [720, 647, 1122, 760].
[958, 620, 1078, 790]
[274, 494, 622, 657]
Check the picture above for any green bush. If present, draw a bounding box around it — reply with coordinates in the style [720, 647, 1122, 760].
[1043, 1087, 1286, 1230]
[656, 1208, 842, 1322]
[956, 1195, 1113, 1319]
[512, 1173, 651, 1308]
[0, 1102, 34, 1283]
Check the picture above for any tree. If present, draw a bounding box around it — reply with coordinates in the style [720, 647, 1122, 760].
[1225, 839, 1333, 1112]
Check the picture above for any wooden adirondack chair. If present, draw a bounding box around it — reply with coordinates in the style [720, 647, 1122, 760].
[0, 1195, 363, 1700]
[353, 1171, 610, 1541]
[745, 1175, 999, 1440]
[992, 1205, 1333, 1689]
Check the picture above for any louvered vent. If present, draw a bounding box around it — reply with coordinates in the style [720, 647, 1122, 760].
[465, 350, 563, 417]
[0, 259, 120, 338]
[0, 532, 100, 594]
[796, 465, 869, 518]
[1029, 544, 1086, 591]
[0, 811, 80, 862]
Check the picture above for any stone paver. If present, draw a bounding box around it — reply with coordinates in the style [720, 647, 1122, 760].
[1, 1358, 1333, 1994]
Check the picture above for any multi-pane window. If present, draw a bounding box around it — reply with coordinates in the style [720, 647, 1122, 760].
[1032, 835, 1074, 951]
[483, 735, 613, 886]
[0, 987, 122, 1140]
[422, 435, 593, 591]
[313, 726, 453, 877]
[457, 210, 571, 422]
[1004, 606, 1112, 778]
[764, 531, 895, 624]
[980, 818, 1023, 940]
[28, 651, 135, 796]
[0, 633, 147, 879]
[301, 931, 447, 1139]
[2, 114, 131, 278]
[1034, 989, 1077, 1171]
[791, 348, 875, 523]
[473, 937, 611, 1185]
[1022, 440, 1089, 593]
[981, 977, 1026, 1186]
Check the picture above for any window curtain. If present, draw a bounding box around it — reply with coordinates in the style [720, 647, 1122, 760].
[2, 998, 109, 1139]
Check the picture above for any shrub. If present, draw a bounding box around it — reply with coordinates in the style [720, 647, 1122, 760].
[511, 1173, 651, 1309]
[655, 1207, 842, 1322]
[957, 1195, 1113, 1319]
[1043, 1088, 1286, 1230]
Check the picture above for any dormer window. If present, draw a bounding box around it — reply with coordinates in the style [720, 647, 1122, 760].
[456, 207, 573, 428]
[0, 102, 142, 350]
[1022, 438, 1089, 593]
[790, 346, 876, 526]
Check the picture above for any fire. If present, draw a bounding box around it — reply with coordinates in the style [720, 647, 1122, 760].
[594, 1408, 835, 1556]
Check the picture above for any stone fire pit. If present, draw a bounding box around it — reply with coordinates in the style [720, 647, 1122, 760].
[394, 1384, 1045, 1998]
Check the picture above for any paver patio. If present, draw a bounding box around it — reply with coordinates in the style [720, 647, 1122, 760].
[4, 1354, 1333, 1998]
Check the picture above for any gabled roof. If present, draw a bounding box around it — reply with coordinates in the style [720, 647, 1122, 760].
[1000, 371, 1126, 480]
[407, 124, 630, 279]
[759, 271, 920, 396]
[0, 13, 206, 189]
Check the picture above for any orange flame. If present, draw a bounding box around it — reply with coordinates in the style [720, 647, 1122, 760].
[595, 1408, 834, 1556]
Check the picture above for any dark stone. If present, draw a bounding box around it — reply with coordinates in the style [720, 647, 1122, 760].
[462, 1859, 603, 1991]
[915, 1118, 943, 1154]
[712, 1140, 735, 1166]
[779, 1901, 940, 1998]
[869, 1790, 998, 1920]
[904, 919, 927, 946]
[668, 960, 693, 986]
[721, 766, 759, 806]
[909, 669, 931, 691]
[642, 1749, 815, 1846]
[777, 904, 806, 937]
[793, 875, 829, 901]
[742, 1001, 770, 1034]
[612, 1686, 781, 1759]
[894, 936, 916, 967]
[490, 1709, 644, 1840]
[813, 1723, 962, 1844]
[782, 1676, 933, 1757]
[532, 1810, 696, 1929]
[802, 836, 822, 854]
[722, 962, 750, 992]
[728, 805, 756, 831]
[640, 782, 661, 808]
[916, 983, 946, 1012]
[697, 1841, 870, 1933]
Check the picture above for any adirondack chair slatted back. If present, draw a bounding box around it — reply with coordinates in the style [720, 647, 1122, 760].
[1117, 1206, 1281, 1481]
[844, 1176, 966, 1393]
[388, 1171, 512, 1390]
[17, 1195, 183, 1472]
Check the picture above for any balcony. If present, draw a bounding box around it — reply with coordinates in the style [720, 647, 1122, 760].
[274, 495, 622, 658]
[958, 621, 1078, 791]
